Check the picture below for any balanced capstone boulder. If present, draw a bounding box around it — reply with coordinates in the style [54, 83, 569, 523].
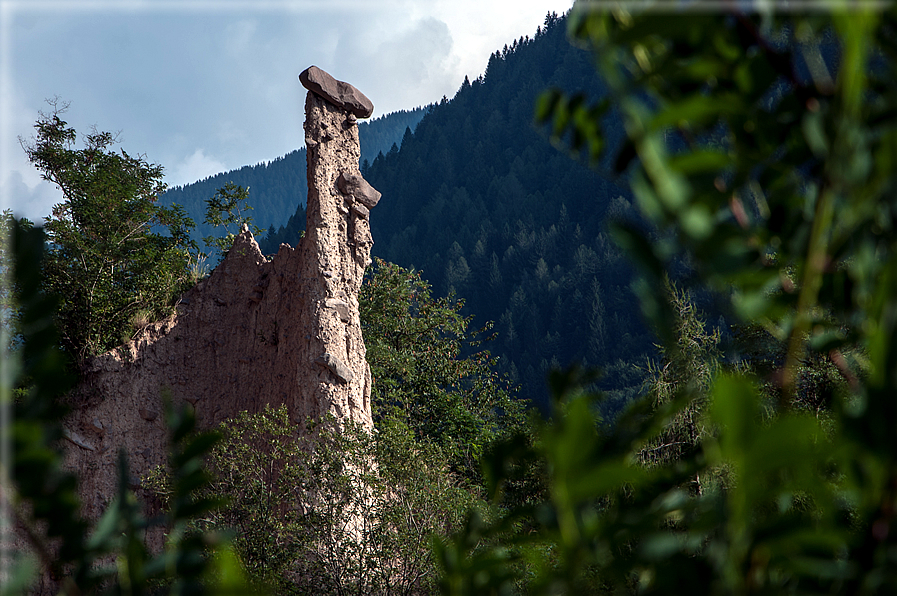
[299, 65, 374, 119]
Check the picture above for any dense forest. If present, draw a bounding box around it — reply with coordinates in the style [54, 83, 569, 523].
[160, 106, 426, 248]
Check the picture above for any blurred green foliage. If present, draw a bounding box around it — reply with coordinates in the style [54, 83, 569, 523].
[439, 2, 897, 594]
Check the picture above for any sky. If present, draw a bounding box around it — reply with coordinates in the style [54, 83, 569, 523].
[1, 0, 574, 223]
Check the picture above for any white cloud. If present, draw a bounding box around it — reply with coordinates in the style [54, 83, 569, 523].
[376, 17, 457, 87]
[168, 148, 227, 187]
[433, 0, 576, 87]
[0, 77, 60, 221]
[0, 169, 61, 224]
[328, 14, 458, 114]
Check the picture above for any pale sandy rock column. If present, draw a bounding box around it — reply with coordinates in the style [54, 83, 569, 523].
[298, 66, 379, 427]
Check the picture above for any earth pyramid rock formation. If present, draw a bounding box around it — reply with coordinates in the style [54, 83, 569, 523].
[59, 67, 380, 525]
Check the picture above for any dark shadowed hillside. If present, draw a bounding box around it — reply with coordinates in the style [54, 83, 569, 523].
[361, 13, 652, 411]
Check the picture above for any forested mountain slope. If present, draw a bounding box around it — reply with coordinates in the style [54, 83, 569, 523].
[160, 107, 426, 246]
[360, 13, 652, 411]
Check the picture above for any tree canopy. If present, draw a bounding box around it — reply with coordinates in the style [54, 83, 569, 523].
[361, 257, 526, 479]
[21, 102, 197, 367]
